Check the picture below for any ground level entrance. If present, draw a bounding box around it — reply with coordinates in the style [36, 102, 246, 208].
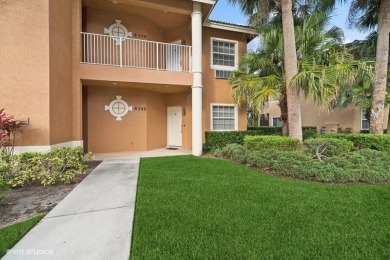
[82, 83, 191, 153]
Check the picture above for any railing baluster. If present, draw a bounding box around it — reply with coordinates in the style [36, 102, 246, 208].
[79, 32, 191, 72]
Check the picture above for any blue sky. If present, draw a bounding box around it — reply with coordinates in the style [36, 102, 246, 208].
[209, 0, 370, 49]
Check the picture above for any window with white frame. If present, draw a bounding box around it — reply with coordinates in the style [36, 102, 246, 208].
[361, 109, 369, 130]
[272, 117, 282, 127]
[215, 70, 232, 79]
[211, 38, 238, 71]
[211, 105, 238, 131]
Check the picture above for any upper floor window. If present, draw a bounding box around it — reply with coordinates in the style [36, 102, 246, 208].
[211, 38, 238, 71]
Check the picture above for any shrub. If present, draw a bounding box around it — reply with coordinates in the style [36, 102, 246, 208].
[0, 147, 88, 187]
[204, 127, 317, 152]
[314, 134, 390, 151]
[217, 145, 390, 183]
[220, 144, 247, 163]
[204, 131, 281, 151]
[0, 108, 24, 155]
[0, 177, 5, 200]
[304, 138, 354, 160]
[244, 135, 301, 151]
[302, 127, 318, 140]
[246, 126, 283, 134]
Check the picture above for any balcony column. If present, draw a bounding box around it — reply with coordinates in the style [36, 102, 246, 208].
[191, 2, 203, 156]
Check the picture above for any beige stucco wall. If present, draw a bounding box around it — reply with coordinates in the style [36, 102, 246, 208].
[86, 85, 190, 153]
[49, 0, 74, 144]
[265, 99, 390, 133]
[0, 0, 51, 145]
[202, 27, 248, 137]
[85, 7, 165, 42]
[1, 0, 250, 152]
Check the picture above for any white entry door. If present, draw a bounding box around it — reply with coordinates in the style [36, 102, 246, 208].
[167, 106, 182, 147]
[166, 40, 182, 71]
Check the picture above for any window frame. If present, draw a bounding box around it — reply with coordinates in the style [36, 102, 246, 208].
[210, 37, 239, 71]
[361, 109, 370, 130]
[272, 117, 282, 127]
[210, 103, 239, 131]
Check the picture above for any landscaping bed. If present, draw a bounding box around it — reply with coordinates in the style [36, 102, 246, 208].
[0, 160, 101, 228]
[212, 134, 390, 183]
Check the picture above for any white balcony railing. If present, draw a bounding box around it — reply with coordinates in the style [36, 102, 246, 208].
[81, 32, 192, 72]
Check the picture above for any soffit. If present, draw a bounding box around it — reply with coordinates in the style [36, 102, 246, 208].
[83, 0, 193, 30]
[83, 80, 191, 94]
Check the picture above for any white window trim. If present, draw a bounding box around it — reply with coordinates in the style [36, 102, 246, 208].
[210, 37, 239, 71]
[361, 109, 369, 130]
[272, 117, 282, 127]
[210, 103, 239, 131]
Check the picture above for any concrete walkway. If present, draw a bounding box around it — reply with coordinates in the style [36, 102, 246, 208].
[94, 148, 191, 160]
[3, 158, 140, 260]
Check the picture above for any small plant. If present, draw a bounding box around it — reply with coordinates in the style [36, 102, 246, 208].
[0, 147, 88, 187]
[0, 177, 6, 200]
[0, 109, 24, 155]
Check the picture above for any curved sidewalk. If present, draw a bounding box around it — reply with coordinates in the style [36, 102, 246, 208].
[3, 158, 140, 260]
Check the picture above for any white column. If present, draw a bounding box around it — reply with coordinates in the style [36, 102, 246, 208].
[191, 2, 203, 156]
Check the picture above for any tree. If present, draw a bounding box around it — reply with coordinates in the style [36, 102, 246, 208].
[348, 0, 390, 133]
[230, 10, 365, 135]
[228, 0, 303, 141]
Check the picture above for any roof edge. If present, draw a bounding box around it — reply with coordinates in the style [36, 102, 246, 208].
[203, 20, 257, 36]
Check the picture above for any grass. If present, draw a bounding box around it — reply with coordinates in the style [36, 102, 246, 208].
[131, 155, 390, 259]
[0, 215, 44, 257]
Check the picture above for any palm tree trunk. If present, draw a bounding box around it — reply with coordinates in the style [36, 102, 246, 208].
[370, 0, 390, 134]
[280, 84, 289, 136]
[281, 0, 302, 141]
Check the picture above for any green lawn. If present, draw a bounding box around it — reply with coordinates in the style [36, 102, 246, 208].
[0, 215, 44, 257]
[131, 155, 390, 259]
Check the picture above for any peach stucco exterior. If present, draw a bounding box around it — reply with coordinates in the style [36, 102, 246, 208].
[264, 98, 389, 133]
[1, 0, 254, 153]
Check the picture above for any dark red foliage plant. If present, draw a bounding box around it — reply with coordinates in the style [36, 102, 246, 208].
[0, 108, 24, 154]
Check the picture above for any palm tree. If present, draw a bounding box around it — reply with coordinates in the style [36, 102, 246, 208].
[348, 0, 390, 133]
[228, 0, 303, 141]
[230, 10, 364, 135]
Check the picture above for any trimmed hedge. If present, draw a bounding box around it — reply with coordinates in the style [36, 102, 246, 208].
[213, 144, 390, 183]
[313, 134, 390, 151]
[203, 130, 280, 151]
[246, 126, 283, 134]
[244, 136, 301, 151]
[304, 138, 354, 157]
[204, 126, 317, 151]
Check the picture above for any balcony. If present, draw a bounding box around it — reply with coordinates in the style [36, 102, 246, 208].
[81, 32, 192, 73]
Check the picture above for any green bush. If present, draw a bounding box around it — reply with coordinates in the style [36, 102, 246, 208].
[314, 134, 390, 151]
[304, 138, 354, 159]
[204, 127, 317, 152]
[0, 147, 88, 187]
[0, 177, 5, 200]
[244, 135, 301, 151]
[214, 144, 247, 163]
[246, 126, 283, 134]
[204, 131, 281, 151]
[302, 127, 318, 140]
[217, 145, 390, 183]
[247, 126, 317, 140]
